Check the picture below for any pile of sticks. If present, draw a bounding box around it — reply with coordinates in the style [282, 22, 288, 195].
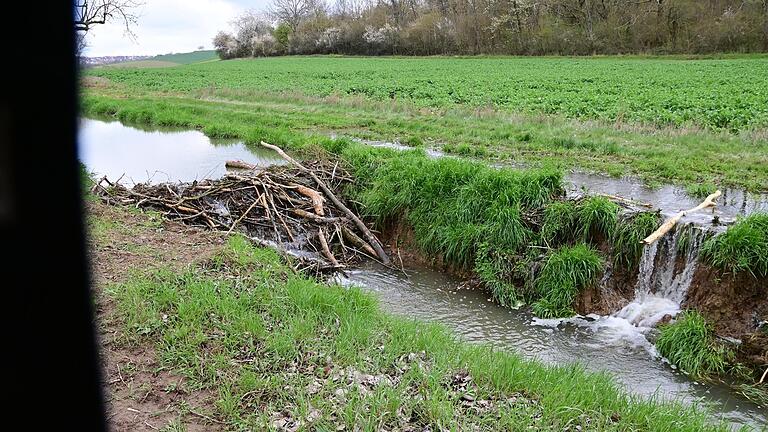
[93, 144, 390, 274]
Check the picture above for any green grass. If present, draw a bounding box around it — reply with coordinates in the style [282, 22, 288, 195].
[540, 201, 578, 246]
[612, 212, 662, 270]
[80, 83, 768, 192]
[701, 213, 768, 278]
[532, 244, 604, 318]
[576, 197, 620, 241]
[107, 235, 728, 430]
[656, 311, 735, 378]
[103, 60, 180, 69]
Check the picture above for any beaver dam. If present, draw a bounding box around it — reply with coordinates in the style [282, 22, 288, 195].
[94, 159, 390, 275]
[82, 118, 767, 428]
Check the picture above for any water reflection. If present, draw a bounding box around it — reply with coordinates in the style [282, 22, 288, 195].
[78, 117, 285, 184]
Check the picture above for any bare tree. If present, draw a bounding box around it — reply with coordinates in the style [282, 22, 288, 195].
[74, 0, 142, 35]
[269, 0, 313, 31]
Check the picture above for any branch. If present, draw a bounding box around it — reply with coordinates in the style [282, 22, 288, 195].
[641, 190, 721, 245]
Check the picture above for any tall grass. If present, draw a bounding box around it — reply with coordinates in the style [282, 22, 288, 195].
[532, 244, 604, 318]
[656, 311, 735, 377]
[540, 201, 578, 245]
[701, 213, 768, 278]
[353, 151, 561, 271]
[612, 212, 661, 269]
[576, 197, 619, 241]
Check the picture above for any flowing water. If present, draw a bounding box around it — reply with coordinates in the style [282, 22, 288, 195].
[80, 118, 766, 429]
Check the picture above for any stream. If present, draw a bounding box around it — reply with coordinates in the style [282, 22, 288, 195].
[79, 117, 767, 429]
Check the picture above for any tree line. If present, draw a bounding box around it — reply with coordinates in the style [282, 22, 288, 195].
[214, 0, 768, 58]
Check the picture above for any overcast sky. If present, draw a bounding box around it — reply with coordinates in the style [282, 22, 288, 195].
[83, 0, 269, 57]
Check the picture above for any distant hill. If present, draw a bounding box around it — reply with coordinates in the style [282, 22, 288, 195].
[86, 50, 219, 69]
[151, 50, 218, 65]
[81, 55, 151, 66]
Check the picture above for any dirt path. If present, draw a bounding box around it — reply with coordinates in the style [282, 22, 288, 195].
[88, 202, 226, 431]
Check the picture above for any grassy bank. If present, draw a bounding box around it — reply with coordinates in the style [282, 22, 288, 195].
[82, 56, 768, 192]
[93, 201, 729, 430]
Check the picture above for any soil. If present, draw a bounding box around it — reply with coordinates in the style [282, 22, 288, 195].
[576, 264, 638, 316]
[379, 217, 475, 278]
[88, 202, 227, 431]
[685, 264, 768, 374]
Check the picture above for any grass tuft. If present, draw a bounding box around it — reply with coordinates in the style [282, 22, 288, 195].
[575, 197, 619, 242]
[611, 212, 661, 269]
[532, 244, 604, 318]
[700, 213, 768, 277]
[656, 311, 735, 377]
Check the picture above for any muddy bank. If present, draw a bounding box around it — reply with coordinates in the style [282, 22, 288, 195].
[685, 265, 768, 377]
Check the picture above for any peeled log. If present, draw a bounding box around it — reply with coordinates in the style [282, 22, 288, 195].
[317, 228, 341, 268]
[226, 160, 259, 170]
[295, 184, 325, 216]
[641, 190, 722, 245]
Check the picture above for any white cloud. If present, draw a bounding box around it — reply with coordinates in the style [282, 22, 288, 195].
[83, 0, 268, 56]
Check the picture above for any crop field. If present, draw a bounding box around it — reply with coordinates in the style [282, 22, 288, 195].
[89, 56, 768, 132]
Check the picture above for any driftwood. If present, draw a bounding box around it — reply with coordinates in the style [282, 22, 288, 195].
[94, 159, 385, 273]
[261, 141, 392, 265]
[641, 190, 722, 245]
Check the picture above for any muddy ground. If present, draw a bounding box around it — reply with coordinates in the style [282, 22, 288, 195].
[88, 202, 226, 431]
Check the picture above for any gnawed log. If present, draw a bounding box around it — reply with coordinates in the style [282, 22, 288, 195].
[261, 141, 391, 265]
[226, 160, 259, 170]
[641, 190, 722, 245]
[295, 184, 325, 216]
[318, 228, 341, 268]
[341, 225, 377, 257]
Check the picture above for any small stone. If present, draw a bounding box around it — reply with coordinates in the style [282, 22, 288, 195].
[306, 408, 321, 423]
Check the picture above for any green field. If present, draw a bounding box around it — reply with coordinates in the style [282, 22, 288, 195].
[90, 56, 768, 132]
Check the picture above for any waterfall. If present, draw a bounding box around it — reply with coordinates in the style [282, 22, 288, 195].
[615, 224, 707, 328]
